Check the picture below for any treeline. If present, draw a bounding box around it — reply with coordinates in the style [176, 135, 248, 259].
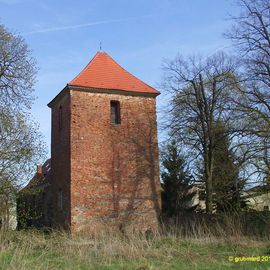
[161, 0, 270, 215]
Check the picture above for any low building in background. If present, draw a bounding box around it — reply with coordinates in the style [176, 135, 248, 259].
[185, 185, 206, 212]
[17, 159, 52, 229]
[243, 185, 270, 212]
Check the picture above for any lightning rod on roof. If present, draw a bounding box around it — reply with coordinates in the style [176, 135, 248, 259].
[99, 41, 102, 51]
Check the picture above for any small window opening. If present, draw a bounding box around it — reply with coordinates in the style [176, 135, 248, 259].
[111, 101, 121, 125]
[58, 189, 63, 211]
[264, 205, 269, 211]
[59, 106, 62, 130]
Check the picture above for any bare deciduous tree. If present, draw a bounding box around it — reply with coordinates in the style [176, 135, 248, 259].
[227, 0, 270, 183]
[162, 52, 242, 213]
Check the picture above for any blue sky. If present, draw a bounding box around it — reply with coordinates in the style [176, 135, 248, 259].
[1, 0, 239, 156]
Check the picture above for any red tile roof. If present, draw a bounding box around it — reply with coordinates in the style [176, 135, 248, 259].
[69, 51, 159, 95]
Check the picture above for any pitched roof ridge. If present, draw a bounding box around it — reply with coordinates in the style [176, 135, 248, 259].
[104, 53, 158, 93]
[68, 51, 160, 94]
[69, 51, 101, 85]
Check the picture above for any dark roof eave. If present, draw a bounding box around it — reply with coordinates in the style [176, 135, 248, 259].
[68, 84, 160, 97]
[47, 85, 70, 108]
[48, 84, 160, 108]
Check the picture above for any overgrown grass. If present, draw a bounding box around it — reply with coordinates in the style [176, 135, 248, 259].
[0, 227, 269, 270]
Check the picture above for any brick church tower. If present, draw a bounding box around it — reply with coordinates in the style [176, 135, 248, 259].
[48, 51, 161, 232]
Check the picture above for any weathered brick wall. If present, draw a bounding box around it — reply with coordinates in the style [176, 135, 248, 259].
[50, 93, 71, 229]
[69, 89, 161, 233]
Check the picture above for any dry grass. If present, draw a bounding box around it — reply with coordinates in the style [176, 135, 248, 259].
[0, 224, 269, 270]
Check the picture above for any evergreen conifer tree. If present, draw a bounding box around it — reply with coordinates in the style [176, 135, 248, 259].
[161, 140, 196, 216]
[212, 121, 246, 212]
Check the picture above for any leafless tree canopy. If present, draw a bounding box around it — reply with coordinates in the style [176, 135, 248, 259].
[227, 0, 270, 129]
[0, 24, 37, 110]
[226, 0, 270, 183]
[228, 0, 270, 84]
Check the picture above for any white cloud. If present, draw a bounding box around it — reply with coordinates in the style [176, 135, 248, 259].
[22, 15, 154, 36]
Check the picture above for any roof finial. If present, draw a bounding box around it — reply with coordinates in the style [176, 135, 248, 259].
[99, 41, 102, 51]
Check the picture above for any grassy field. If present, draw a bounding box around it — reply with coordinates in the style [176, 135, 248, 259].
[0, 229, 270, 270]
